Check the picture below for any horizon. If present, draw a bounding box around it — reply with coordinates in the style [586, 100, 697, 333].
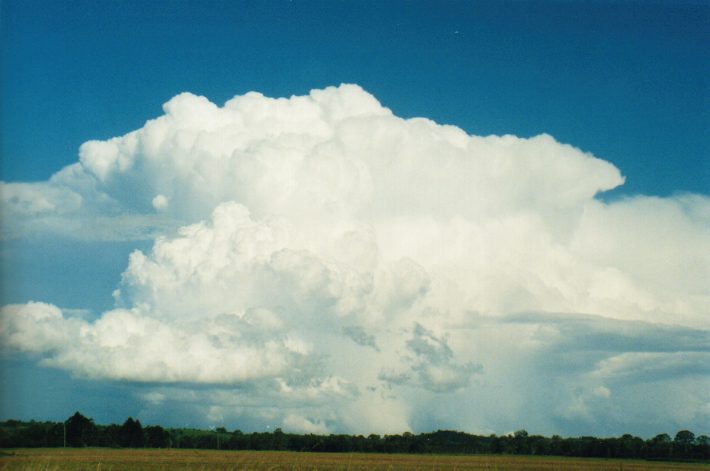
[3, 410, 707, 441]
[1, 0, 708, 438]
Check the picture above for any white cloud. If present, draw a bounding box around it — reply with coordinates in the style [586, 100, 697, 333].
[1, 183, 82, 217]
[283, 414, 330, 434]
[152, 194, 169, 211]
[1, 84, 709, 435]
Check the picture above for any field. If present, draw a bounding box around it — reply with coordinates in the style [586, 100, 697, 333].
[1, 449, 709, 471]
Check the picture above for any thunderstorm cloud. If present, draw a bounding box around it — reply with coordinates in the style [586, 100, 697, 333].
[1, 85, 709, 434]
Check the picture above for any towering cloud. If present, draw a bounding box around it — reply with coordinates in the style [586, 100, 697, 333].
[1, 85, 709, 434]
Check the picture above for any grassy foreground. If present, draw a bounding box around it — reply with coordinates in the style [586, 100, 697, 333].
[1, 448, 708, 471]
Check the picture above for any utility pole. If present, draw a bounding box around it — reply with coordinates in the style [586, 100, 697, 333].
[63, 421, 66, 448]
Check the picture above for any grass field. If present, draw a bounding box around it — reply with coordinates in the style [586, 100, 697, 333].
[1, 448, 708, 471]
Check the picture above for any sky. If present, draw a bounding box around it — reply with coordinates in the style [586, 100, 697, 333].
[0, 0, 708, 438]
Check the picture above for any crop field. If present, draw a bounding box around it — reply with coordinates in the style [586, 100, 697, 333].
[1, 449, 709, 471]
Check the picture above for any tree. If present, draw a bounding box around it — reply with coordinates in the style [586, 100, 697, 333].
[120, 417, 144, 448]
[144, 425, 169, 448]
[513, 430, 531, 454]
[65, 412, 96, 447]
[695, 435, 710, 460]
[674, 430, 695, 459]
[272, 427, 287, 450]
[674, 430, 695, 445]
[100, 424, 122, 447]
[648, 433, 671, 459]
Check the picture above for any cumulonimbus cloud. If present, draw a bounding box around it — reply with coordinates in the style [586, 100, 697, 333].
[1, 85, 709, 434]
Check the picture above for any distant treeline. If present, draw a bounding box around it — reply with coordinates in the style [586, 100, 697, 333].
[1, 412, 708, 462]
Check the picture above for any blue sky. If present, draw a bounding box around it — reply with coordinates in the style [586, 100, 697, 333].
[1, 1, 708, 437]
[3, 0, 707, 192]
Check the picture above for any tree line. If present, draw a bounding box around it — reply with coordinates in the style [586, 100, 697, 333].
[1, 412, 708, 461]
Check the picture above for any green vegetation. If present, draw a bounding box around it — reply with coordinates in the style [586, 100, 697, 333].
[1, 412, 708, 464]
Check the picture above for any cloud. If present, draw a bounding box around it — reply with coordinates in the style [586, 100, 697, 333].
[342, 325, 379, 351]
[283, 414, 330, 434]
[151, 194, 169, 211]
[0, 301, 303, 384]
[377, 321, 482, 395]
[397, 323, 482, 393]
[1, 84, 709, 435]
[1, 84, 625, 240]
